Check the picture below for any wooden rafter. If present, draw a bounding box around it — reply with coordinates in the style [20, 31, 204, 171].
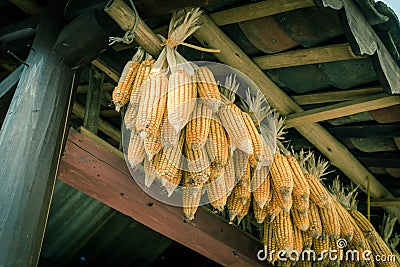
[0, 64, 24, 98]
[291, 86, 383, 105]
[253, 43, 365, 70]
[91, 58, 119, 83]
[371, 198, 400, 207]
[9, 0, 44, 15]
[104, 0, 400, 219]
[59, 129, 266, 267]
[285, 93, 400, 128]
[209, 0, 314, 26]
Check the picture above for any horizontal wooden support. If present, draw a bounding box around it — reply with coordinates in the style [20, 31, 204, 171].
[72, 102, 121, 142]
[58, 130, 265, 267]
[285, 93, 400, 128]
[291, 86, 383, 105]
[209, 0, 314, 26]
[327, 124, 400, 138]
[370, 198, 400, 207]
[91, 58, 119, 83]
[76, 83, 114, 94]
[0, 64, 24, 98]
[253, 43, 365, 70]
[100, 109, 119, 117]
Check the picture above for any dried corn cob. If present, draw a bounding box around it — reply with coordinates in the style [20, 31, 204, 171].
[236, 196, 251, 224]
[293, 193, 309, 216]
[186, 100, 212, 150]
[184, 143, 210, 184]
[144, 126, 162, 161]
[263, 221, 278, 263]
[232, 149, 248, 182]
[152, 132, 185, 196]
[226, 187, 248, 222]
[218, 103, 253, 154]
[273, 210, 294, 251]
[136, 73, 168, 139]
[293, 221, 304, 253]
[144, 156, 158, 188]
[350, 209, 377, 242]
[270, 153, 294, 202]
[112, 50, 143, 112]
[291, 208, 309, 231]
[287, 155, 310, 212]
[167, 70, 197, 132]
[349, 217, 367, 249]
[334, 201, 354, 242]
[304, 173, 331, 209]
[124, 103, 137, 131]
[295, 259, 313, 267]
[234, 161, 251, 201]
[302, 229, 313, 249]
[127, 132, 145, 168]
[308, 201, 323, 239]
[312, 236, 329, 260]
[251, 167, 271, 209]
[160, 105, 180, 148]
[318, 205, 340, 240]
[241, 110, 263, 166]
[129, 59, 155, 110]
[195, 66, 221, 112]
[206, 167, 227, 212]
[224, 159, 236, 196]
[368, 235, 395, 267]
[253, 197, 268, 223]
[206, 118, 229, 170]
[182, 171, 203, 221]
[266, 189, 284, 223]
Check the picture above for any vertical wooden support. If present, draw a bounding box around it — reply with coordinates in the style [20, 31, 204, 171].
[83, 66, 104, 134]
[0, 0, 74, 266]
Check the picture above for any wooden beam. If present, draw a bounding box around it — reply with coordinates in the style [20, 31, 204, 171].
[0, 64, 24, 99]
[104, 0, 400, 222]
[371, 198, 400, 207]
[104, 0, 162, 58]
[285, 93, 400, 128]
[73, 102, 121, 143]
[253, 43, 365, 70]
[83, 66, 104, 134]
[77, 82, 114, 94]
[291, 86, 383, 105]
[0, 1, 74, 265]
[209, 0, 315, 26]
[100, 109, 119, 118]
[91, 58, 119, 83]
[9, 0, 44, 15]
[59, 130, 266, 267]
[191, 14, 400, 218]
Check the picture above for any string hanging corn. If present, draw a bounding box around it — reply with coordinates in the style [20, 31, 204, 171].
[184, 143, 210, 184]
[206, 167, 227, 212]
[127, 132, 145, 168]
[253, 197, 268, 223]
[270, 153, 294, 202]
[136, 72, 168, 139]
[273, 210, 294, 251]
[251, 167, 271, 209]
[218, 75, 253, 154]
[112, 48, 144, 111]
[182, 171, 203, 221]
[318, 205, 341, 240]
[167, 70, 197, 132]
[129, 58, 155, 110]
[206, 118, 229, 171]
[308, 201, 323, 239]
[185, 100, 212, 150]
[291, 208, 309, 231]
[195, 66, 221, 112]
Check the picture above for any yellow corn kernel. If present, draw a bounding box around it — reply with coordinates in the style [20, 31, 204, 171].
[129, 59, 155, 109]
[127, 132, 145, 168]
[333, 201, 354, 242]
[195, 66, 221, 112]
[186, 100, 212, 150]
[270, 153, 294, 202]
[206, 118, 229, 171]
[112, 60, 140, 112]
[304, 173, 331, 209]
[291, 208, 309, 231]
[318, 204, 340, 240]
[273, 210, 294, 251]
[308, 201, 322, 239]
[206, 167, 227, 212]
[251, 167, 271, 209]
[253, 197, 268, 223]
[182, 171, 203, 221]
[241, 111, 262, 166]
[350, 209, 378, 242]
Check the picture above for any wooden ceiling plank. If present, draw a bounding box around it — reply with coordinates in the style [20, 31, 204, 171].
[291, 86, 383, 105]
[209, 0, 315, 26]
[103, 0, 400, 223]
[58, 129, 266, 267]
[253, 43, 365, 70]
[285, 93, 400, 128]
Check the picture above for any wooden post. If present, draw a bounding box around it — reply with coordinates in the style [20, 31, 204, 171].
[83, 66, 104, 134]
[0, 0, 75, 266]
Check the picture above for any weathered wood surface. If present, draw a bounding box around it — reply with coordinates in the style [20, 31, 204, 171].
[91, 58, 119, 83]
[0, 1, 74, 265]
[371, 198, 400, 207]
[291, 86, 383, 105]
[320, 0, 400, 94]
[83, 66, 104, 133]
[0, 64, 24, 99]
[59, 129, 266, 267]
[285, 93, 400, 128]
[253, 43, 364, 70]
[209, 0, 314, 26]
